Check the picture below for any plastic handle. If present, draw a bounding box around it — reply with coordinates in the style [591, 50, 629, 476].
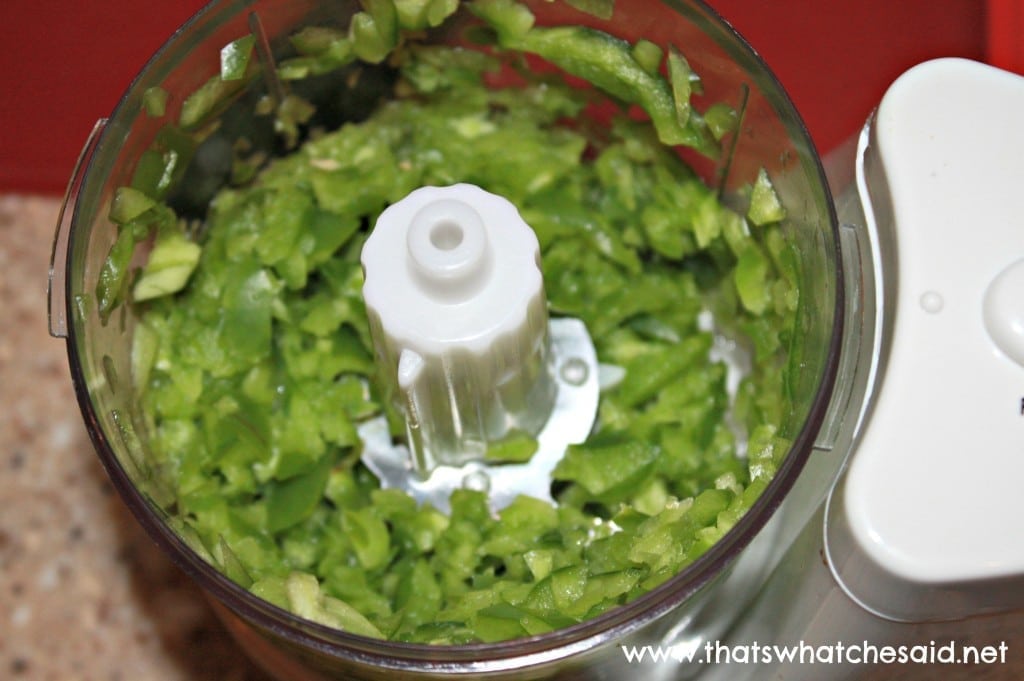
[49, 118, 106, 339]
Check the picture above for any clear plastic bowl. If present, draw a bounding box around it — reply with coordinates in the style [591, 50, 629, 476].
[53, 0, 842, 678]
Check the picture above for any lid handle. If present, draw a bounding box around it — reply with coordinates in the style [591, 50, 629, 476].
[49, 118, 106, 339]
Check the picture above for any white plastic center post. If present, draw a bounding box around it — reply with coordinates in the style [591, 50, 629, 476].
[362, 184, 557, 476]
[404, 198, 492, 305]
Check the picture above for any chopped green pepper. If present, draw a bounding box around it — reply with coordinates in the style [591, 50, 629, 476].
[117, 1, 800, 645]
[220, 35, 256, 81]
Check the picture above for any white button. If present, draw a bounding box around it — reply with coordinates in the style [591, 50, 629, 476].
[983, 257, 1024, 366]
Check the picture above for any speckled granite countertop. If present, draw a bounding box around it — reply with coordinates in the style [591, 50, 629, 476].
[0, 195, 270, 681]
[2, 194, 1021, 681]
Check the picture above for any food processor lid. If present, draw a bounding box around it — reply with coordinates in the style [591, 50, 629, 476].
[827, 58, 1024, 621]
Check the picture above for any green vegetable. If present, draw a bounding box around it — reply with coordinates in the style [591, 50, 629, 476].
[747, 167, 787, 226]
[394, 0, 460, 29]
[266, 455, 334, 532]
[131, 126, 195, 199]
[286, 572, 385, 638]
[667, 46, 694, 128]
[112, 0, 799, 645]
[484, 431, 539, 463]
[631, 40, 663, 75]
[704, 102, 738, 141]
[142, 86, 169, 117]
[510, 26, 715, 153]
[96, 228, 135, 324]
[469, 0, 535, 42]
[180, 74, 245, 128]
[734, 244, 771, 315]
[109, 187, 156, 225]
[553, 435, 660, 504]
[133, 226, 201, 301]
[350, 0, 400, 63]
[220, 35, 256, 81]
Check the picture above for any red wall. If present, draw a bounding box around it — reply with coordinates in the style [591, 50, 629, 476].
[0, 1, 208, 193]
[0, 1, 993, 193]
[711, 0, 987, 156]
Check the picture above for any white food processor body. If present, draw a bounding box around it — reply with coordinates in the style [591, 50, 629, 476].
[699, 57, 1024, 680]
[45, 0, 1022, 677]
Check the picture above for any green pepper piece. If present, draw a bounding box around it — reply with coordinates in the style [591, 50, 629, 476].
[109, 187, 156, 224]
[553, 433, 660, 504]
[132, 126, 196, 198]
[180, 74, 246, 129]
[394, 0, 459, 29]
[550, 565, 588, 612]
[286, 572, 385, 638]
[131, 150, 169, 199]
[394, 559, 443, 632]
[734, 243, 770, 315]
[704, 102, 738, 141]
[480, 495, 558, 557]
[472, 603, 530, 642]
[484, 430, 539, 464]
[248, 577, 289, 609]
[747, 423, 789, 481]
[564, 568, 642, 619]
[509, 26, 716, 154]
[613, 334, 712, 408]
[279, 37, 356, 80]
[350, 0, 399, 63]
[290, 26, 348, 55]
[265, 454, 332, 533]
[426, 0, 460, 26]
[469, 0, 535, 43]
[523, 549, 555, 581]
[215, 537, 255, 587]
[631, 39, 663, 75]
[667, 46, 693, 127]
[142, 86, 169, 117]
[221, 35, 256, 81]
[96, 227, 137, 323]
[747, 167, 787, 226]
[218, 263, 278, 364]
[133, 227, 201, 302]
[256, 186, 313, 266]
[342, 507, 392, 570]
[275, 94, 316, 149]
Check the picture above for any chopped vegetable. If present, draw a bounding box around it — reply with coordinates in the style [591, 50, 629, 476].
[509, 25, 716, 153]
[747, 167, 787, 226]
[142, 86, 169, 117]
[180, 75, 244, 128]
[631, 39, 663, 75]
[220, 35, 256, 81]
[105, 0, 799, 645]
[350, 0, 400, 63]
[667, 46, 693, 127]
[109, 186, 156, 225]
[132, 226, 201, 301]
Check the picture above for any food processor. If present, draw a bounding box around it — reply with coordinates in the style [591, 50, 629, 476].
[46, 0, 1023, 678]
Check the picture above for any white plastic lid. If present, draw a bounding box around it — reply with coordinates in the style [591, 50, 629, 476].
[833, 59, 1024, 620]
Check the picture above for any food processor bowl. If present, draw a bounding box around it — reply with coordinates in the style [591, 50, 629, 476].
[49, 0, 842, 678]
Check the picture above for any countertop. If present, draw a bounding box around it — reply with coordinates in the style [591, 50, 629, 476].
[0, 195, 270, 681]
[1, 194, 1021, 680]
